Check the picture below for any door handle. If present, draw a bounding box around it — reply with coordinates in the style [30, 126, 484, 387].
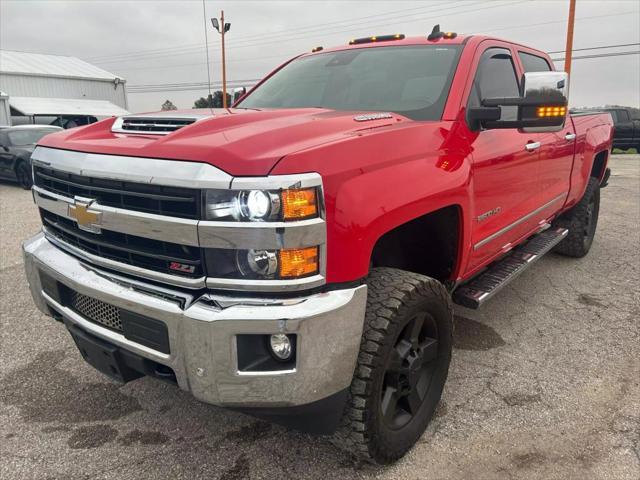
[525, 142, 541, 152]
[565, 133, 576, 141]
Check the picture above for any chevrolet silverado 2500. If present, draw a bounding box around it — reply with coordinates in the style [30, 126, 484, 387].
[23, 28, 613, 464]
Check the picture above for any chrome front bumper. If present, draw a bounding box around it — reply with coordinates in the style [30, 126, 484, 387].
[23, 233, 367, 407]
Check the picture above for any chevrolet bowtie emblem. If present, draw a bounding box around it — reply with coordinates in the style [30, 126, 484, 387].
[68, 197, 102, 233]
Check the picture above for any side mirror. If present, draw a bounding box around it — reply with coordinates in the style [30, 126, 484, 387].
[1, 145, 9, 152]
[469, 71, 569, 132]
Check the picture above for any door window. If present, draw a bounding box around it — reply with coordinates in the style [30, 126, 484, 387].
[518, 52, 552, 72]
[616, 110, 630, 122]
[469, 47, 520, 121]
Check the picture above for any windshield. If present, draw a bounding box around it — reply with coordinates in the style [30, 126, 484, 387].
[8, 129, 59, 146]
[237, 45, 461, 120]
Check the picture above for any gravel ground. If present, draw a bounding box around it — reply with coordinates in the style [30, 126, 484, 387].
[1, 155, 638, 480]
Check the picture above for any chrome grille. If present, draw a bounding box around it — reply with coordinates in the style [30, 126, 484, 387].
[40, 211, 204, 278]
[71, 291, 122, 332]
[33, 166, 201, 220]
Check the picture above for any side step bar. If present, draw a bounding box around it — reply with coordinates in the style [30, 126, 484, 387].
[453, 226, 568, 309]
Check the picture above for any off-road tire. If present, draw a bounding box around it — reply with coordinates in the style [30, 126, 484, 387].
[331, 267, 453, 464]
[553, 177, 600, 257]
[15, 161, 33, 190]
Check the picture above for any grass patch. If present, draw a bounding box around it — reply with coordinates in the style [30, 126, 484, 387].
[612, 147, 638, 154]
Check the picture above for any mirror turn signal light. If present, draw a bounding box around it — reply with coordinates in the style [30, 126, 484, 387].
[278, 246, 319, 278]
[536, 106, 566, 117]
[282, 188, 318, 220]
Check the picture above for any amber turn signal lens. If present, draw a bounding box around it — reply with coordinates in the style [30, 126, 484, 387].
[278, 247, 319, 278]
[536, 106, 566, 117]
[281, 188, 318, 220]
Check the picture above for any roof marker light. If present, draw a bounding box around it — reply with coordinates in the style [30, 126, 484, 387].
[349, 34, 405, 45]
[311, 46, 323, 53]
[428, 24, 457, 41]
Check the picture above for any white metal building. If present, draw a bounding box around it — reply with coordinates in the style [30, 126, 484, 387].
[0, 50, 129, 126]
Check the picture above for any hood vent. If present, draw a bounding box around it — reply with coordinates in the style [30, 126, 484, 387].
[112, 116, 198, 135]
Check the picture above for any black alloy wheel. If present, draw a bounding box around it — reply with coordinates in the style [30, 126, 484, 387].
[381, 311, 439, 430]
[16, 161, 33, 190]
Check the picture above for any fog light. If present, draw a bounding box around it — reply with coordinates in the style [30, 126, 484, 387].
[269, 334, 292, 360]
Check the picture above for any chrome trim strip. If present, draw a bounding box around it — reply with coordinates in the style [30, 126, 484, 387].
[32, 147, 232, 189]
[473, 194, 566, 251]
[206, 274, 326, 292]
[34, 186, 201, 247]
[43, 230, 207, 289]
[231, 173, 323, 191]
[198, 217, 326, 249]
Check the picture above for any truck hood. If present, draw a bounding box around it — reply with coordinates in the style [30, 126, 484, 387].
[37, 108, 409, 176]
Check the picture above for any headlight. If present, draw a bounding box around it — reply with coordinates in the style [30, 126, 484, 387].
[204, 246, 319, 280]
[204, 187, 318, 222]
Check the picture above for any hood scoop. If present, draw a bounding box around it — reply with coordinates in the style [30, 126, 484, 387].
[112, 113, 211, 135]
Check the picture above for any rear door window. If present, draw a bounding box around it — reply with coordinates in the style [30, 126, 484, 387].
[616, 110, 630, 122]
[518, 52, 552, 72]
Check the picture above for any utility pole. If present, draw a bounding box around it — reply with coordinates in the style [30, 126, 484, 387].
[220, 10, 228, 108]
[564, 0, 577, 80]
[211, 11, 231, 108]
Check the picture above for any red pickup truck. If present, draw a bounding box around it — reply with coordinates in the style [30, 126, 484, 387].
[23, 27, 613, 464]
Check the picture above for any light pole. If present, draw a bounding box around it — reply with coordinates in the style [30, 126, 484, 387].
[564, 0, 576, 81]
[211, 11, 231, 108]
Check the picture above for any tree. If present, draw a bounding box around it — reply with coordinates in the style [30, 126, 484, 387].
[161, 100, 177, 111]
[193, 91, 232, 109]
[193, 95, 214, 108]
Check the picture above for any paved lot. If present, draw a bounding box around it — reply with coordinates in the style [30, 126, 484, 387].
[1, 155, 638, 480]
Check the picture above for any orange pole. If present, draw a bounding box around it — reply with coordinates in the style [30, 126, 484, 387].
[564, 0, 576, 80]
[221, 10, 227, 109]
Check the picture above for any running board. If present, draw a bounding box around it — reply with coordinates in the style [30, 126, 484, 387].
[453, 227, 568, 309]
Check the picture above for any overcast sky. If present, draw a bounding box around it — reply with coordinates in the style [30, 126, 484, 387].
[1, 0, 639, 113]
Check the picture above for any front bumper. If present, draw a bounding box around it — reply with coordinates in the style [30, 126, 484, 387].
[23, 232, 367, 409]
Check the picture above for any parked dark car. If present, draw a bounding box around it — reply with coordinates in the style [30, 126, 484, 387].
[0, 125, 62, 189]
[603, 107, 640, 151]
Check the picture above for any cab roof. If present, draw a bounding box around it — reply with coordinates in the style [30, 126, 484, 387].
[301, 34, 470, 58]
[300, 33, 550, 63]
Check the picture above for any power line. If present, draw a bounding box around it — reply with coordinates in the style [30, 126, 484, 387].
[85, 0, 469, 62]
[114, 41, 640, 75]
[96, 6, 637, 72]
[551, 50, 640, 62]
[127, 49, 639, 95]
[91, 0, 528, 65]
[547, 42, 640, 55]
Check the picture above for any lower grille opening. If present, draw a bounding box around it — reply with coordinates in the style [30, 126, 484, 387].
[71, 290, 123, 332]
[49, 280, 171, 354]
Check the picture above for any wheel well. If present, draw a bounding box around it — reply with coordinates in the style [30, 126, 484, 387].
[14, 157, 27, 173]
[370, 205, 460, 283]
[590, 150, 608, 180]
